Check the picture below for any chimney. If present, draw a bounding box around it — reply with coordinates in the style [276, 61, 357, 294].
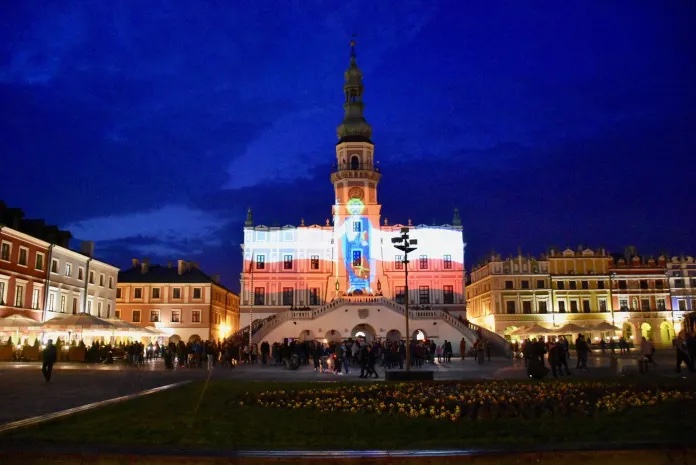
[177, 260, 187, 275]
[212, 274, 220, 283]
[141, 258, 150, 274]
[132, 258, 140, 268]
[80, 241, 95, 258]
[167, 261, 172, 268]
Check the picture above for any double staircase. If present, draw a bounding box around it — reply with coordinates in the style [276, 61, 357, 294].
[231, 296, 512, 357]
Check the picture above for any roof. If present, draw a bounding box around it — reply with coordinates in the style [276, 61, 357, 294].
[118, 264, 235, 294]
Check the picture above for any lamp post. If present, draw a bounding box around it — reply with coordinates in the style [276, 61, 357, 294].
[392, 227, 417, 371]
[609, 272, 617, 336]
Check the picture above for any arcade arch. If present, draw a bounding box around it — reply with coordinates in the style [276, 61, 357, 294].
[351, 323, 376, 342]
[386, 329, 402, 342]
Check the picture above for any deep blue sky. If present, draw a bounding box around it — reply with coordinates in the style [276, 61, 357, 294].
[1, 1, 695, 291]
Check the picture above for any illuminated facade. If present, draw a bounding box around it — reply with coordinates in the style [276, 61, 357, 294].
[468, 247, 683, 347]
[116, 259, 239, 343]
[238, 43, 495, 351]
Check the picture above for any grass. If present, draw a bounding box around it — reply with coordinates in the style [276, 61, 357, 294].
[2, 378, 695, 451]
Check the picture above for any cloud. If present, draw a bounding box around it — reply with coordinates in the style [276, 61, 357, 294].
[65, 204, 230, 257]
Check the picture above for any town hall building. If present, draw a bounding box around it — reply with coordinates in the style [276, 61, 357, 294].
[238, 42, 505, 353]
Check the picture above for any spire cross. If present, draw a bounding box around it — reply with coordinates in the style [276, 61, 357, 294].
[350, 33, 357, 58]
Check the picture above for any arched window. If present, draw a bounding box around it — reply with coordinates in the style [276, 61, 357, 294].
[350, 155, 360, 170]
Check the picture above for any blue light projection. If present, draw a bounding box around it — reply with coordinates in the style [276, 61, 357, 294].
[342, 198, 373, 294]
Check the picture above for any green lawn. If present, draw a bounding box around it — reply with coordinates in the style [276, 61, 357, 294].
[2, 379, 695, 451]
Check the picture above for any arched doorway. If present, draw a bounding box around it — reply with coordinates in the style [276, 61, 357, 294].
[386, 329, 402, 342]
[298, 329, 314, 342]
[622, 322, 634, 341]
[188, 334, 201, 343]
[659, 321, 674, 345]
[324, 329, 342, 343]
[412, 329, 427, 341]
[350, 155, 360, 170]
[169, 334, 181, 344]
[640, 322, 652, 340]
[351, 323, 376, 342]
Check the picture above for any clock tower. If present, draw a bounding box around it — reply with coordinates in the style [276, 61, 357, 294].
[330, 39, 382, 295]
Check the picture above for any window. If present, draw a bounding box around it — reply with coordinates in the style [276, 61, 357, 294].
[108, 277, 113, 289]
[505, 281, 513, 290]
[395, 286, 406, 304]
[675, 279, 685, 288]
[581, 280, 589, 290]
[618, 280, 627, 290]
[655, 280, 663, 290]
[309, 288, 320, 305]
[522, 301, 532, 314]
[506, 301, 516, 314]
[597, 280, 605, 289]
[570, 301, 579, 313]
[418, 286, 430, 304]
[283, 255, 293, 270]
[15, 284, 24, 307]
[172, 288, 181, 299]
[106, 303, 111, 318]
[443, 255, 452, 269]
[310, 255, 319, 270]
[394, 255, 403, 269]
[352, 250, 362, 267]
[65, 263, 72, 276]
[31, 289, 40, 309]
[99, 274, 105, 286]
[557, 282, 565, 290]
[97, 301, 102, 317]
[134, 288, 143, 299]
[18, 247, 28, 266]
[536, 280, 545, 289]
[353, 221, 362, 232]
[253, 287, 265, 305]
[419, 255, 428, 269]
[132, 310, 141, 323]
[599, 300, 606, 312]
[89, 271, 94, 284]
[192, 310, 201, 323]
[282, 287, 294, 306]
[60, 295, 66, 313]
[150, 310, 160, 322]
[657, 299, 665, 310]
[620, 299, 629, 311]
[641, 298, 650, 311]
[86, 300, 92, 314]
[116, 288, 122, 299]
[152, 287, 160, 299]
[558, 301, 566, 313]
[678, 300, 686, 311]
[640, 280, 648, 290]
[538, 301, 548, 314]
[48, 293, 55, 311]
[78, 268, 84, 280]
[171, 310, 181, 323]
[255, 255, 265, 270]
[51, 259, 58, 273]
[72, 298, 78, 314]
[521, 280, 529, 289]
[443, 285, 454, 304]
[0, 242, 9, 261]
[569, 281, 577, 290]
[0, 282, 4, 305]
[582, 300, 591, 313]
[193, 287, 202, 299]
[115, 309, 121, 319]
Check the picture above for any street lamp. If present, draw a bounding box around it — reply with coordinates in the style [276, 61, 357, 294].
[609, 272, 617, 335]
[392, 227, 417, 371]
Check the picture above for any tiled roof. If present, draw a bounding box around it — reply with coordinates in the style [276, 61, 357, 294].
[118, 265, 233, 293]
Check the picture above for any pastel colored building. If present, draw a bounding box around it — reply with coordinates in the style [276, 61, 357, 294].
[238, 43, 503, 352]
[116, 259, 240, 343]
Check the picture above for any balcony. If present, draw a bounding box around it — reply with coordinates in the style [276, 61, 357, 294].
[331, 162, 379, 173]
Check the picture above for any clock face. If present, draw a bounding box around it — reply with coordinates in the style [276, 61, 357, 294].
[348, 187, 364, 200]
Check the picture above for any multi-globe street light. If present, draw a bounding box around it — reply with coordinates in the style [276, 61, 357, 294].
[391, 227, 417, 372]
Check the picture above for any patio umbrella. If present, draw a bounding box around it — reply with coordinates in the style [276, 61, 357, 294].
[42, 313, 118, 331]
[593, 321, 621, 332]
[509, 326, 529, 336]
[556, 322, 589, 334]
[519, 323, 552, 335]
[0, 314, 42, 330]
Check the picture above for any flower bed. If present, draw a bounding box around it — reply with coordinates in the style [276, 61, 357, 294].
[237, 381, 696, 422]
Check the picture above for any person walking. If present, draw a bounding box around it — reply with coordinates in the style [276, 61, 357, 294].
[42, 339, 58, 383]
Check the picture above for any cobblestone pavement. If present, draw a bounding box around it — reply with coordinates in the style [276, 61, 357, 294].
[0, 351, 690, 425]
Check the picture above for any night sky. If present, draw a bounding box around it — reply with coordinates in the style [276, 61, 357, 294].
[1, 2, 695, 291]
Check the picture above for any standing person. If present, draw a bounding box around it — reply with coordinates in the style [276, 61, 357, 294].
[460, 338, 467, 360]
[575, 334, 589, 371]
[42, 339, 58, 383]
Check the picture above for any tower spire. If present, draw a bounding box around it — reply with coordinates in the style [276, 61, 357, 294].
[337, 36, 372, 143]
